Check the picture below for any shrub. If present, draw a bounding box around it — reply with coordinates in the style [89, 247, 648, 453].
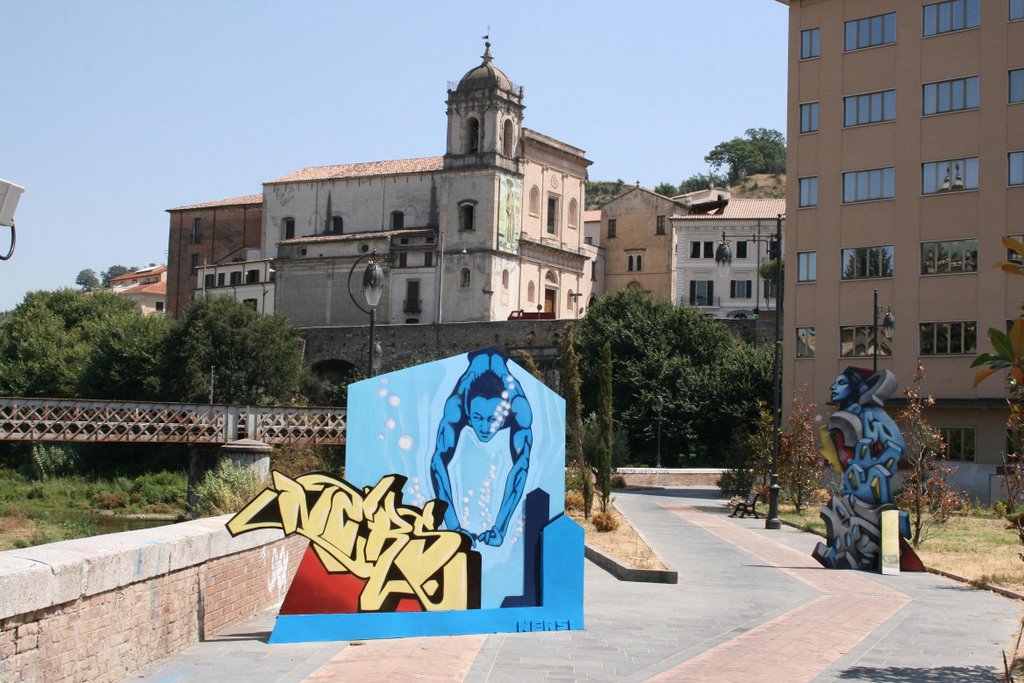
[592, 511, 619, 533]
[610, 475, 626, 489]
[27, 444, 79, 480]
[91, 490, 128, 509]
[132, 470, 186, 506]
[564, 490, 585, 513]
[192, 460, 263, 517]
[995, 499, 1011, 517]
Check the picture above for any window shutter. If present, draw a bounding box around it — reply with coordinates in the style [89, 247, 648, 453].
[708, 281, 714, 304]
[689, 280, 696, 305]
[730, 281, 736, 298]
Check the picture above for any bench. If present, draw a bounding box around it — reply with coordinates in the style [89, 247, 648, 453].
[730, 492, 761, 518]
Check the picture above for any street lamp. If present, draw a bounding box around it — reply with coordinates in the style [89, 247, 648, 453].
[348, 251, 387, 377]
[0, 179, 25, 261]
[653, 395, 663, 468]
[765, 213, 784, 531]
[872, 288, 895, 373]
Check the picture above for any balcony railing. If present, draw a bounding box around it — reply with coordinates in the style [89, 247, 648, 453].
[403, 299, 422, 314]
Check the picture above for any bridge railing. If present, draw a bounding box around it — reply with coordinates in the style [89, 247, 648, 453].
[0, 397, 345, 445]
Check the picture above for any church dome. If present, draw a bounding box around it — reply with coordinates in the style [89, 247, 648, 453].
[456, 42, 515, 93]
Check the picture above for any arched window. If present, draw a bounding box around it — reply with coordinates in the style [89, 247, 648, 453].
[459, 203, 475, 231]
[529, 186, 540, 215]
[628, 255, 634, 272]
[637, 254, 643, 271]
[391, 211, 404, 230]
[331, 216, 343, 233]
[568, 198, 578, 228]
[467, 117, 480, 154]
[460, 267, 471, 288]
[527, 281, 536, 302]
[627, 280, 642, 290]
[503, 119, 514, 156]
[502, 269, 510, 289]
[283, 217, 295, 240]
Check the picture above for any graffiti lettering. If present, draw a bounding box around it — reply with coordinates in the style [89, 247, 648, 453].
[516, 619, 573, 632]
[227, 471, 480, 612]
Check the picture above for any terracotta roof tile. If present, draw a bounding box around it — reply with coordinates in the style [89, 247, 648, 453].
[118, 281, 166, 296]
[267, 157, 445, 184]
[167, 194, 262, 212]
[673, 198, 786, 220]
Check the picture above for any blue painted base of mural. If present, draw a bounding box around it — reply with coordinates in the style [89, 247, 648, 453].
[268, 515, 585, 643]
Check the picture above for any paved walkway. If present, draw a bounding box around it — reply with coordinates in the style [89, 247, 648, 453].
[132, 488, 1021, 682]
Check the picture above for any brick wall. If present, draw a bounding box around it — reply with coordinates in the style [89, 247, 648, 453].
[0, 523, 305, 683]
[616, 468, 726, 488]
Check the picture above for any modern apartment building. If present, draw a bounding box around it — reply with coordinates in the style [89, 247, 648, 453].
[778, 0, 1024, 501]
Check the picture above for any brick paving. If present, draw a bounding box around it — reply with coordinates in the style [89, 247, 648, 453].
[132, 488, 1021, 682]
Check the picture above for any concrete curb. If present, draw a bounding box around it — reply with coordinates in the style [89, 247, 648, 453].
[776, 517, 1024, 602]
[584, 545, 679, 584]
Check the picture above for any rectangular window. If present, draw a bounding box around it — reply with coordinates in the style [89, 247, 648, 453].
[730, 280, 752, 299]
[656, 215, 665, 235]
[155, 301, 164, 312]
[690, 280, 714, 306]
[840, 325, 892, 358]
[191, 217, 202, 244]
[797, 251, 817, 282]
[919, 320, 978, 355]
[229, 271, 241, 286]
[398, 252, 408, 268]
[923, 76, 979, 115]
[1012, 69, 1024, 104]
[1011, 151, 1024, 186]
[607, 218, 616, 239]
[940, 427, 976, 461]
[737, 241, 748, 259]
[1013, 0, 1024, 21]
[845, 12, 896, 51]
[920, 238, 978, 274]
[923, 0, 980, 36]
[245, 269, 259, 284]
[547, 197, 559, 234]
[690, 241, 701, 258]
[801, 27, 820, 59]
[844, 89, 896, 126]
[841, 246, 894, 280]
[424, 251, 433, 267]
[800, 102, 820, 133]
[922, 157, 979, 194]
[843, 167, 895, 202]
[799, 176, 818, 207]
[796, 327, 816, 358]
[217, 273, 225, 287]
[204, 273, 215, 289]
[703, 241, 714, 258]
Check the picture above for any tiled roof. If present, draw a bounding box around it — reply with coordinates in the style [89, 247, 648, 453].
[109, 265, 166, 284]
[280, 228, 436, 245]
[583, 210, 602, 222]
[167, 194, 262, 212]
[118, 281, 166, 296]
[674, 198, 786, 220]
[267, 157, 445, 184]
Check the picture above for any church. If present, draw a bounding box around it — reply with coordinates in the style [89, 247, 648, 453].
[166, 43, 595, 328]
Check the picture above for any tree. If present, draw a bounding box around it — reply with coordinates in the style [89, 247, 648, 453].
[654, 182, 679, 197]
[78, 310, 171, 400]
[162, 297, 304, 405]
[778, 387, 827, 513]
[574, 288, 772, 467]
[896, 362, 968, 547]
[705, 128, 786, 185]
[678, 172, 728, 194]
[101, 265, 136, 287]
[561, 324, 586, 487]
[75, 269, 99, 291]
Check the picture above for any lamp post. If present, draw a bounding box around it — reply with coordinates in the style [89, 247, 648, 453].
[765, 213, 784, 531]
[654, 395, 663, 468]
[872, 288, 895, 373]
[348, 251, 386, 377]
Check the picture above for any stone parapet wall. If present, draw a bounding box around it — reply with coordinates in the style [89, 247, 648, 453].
[616, 468, 726, 488]
[0, 518, 304, 683]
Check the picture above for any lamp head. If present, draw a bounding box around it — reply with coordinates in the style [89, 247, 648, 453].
[362, 260, 385, 308]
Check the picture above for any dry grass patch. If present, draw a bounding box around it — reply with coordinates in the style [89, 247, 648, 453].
[567, 497, 666, 571]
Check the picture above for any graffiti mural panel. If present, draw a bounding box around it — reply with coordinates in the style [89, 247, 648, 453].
[227, 348, 583, 642]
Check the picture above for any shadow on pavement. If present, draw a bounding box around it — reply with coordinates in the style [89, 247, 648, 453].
[620, 487, 725, 500]
[837, 665, 1001, 682]
[206, 631, 271, 643]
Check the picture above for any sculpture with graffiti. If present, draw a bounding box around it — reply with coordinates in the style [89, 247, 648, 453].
[226, 348, 584, 642]
[812, 367, 921, 571]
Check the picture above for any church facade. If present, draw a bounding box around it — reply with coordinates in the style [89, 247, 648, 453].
[166, 44, 593, 328]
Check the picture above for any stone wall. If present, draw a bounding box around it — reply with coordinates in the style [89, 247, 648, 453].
[616, 468, 727, 488]
[0, 518, 304, 683]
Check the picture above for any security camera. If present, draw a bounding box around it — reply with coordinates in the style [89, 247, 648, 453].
[0, 179, 24, 227]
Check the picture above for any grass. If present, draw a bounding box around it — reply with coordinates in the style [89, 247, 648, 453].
[776, 501, 1024, 594]
[0, 468, 187, 551]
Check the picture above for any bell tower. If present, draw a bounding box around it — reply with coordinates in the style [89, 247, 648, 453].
[444, 42, 524, 173]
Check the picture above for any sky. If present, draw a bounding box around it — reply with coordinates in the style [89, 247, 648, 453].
[0, 1, 788, 312]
